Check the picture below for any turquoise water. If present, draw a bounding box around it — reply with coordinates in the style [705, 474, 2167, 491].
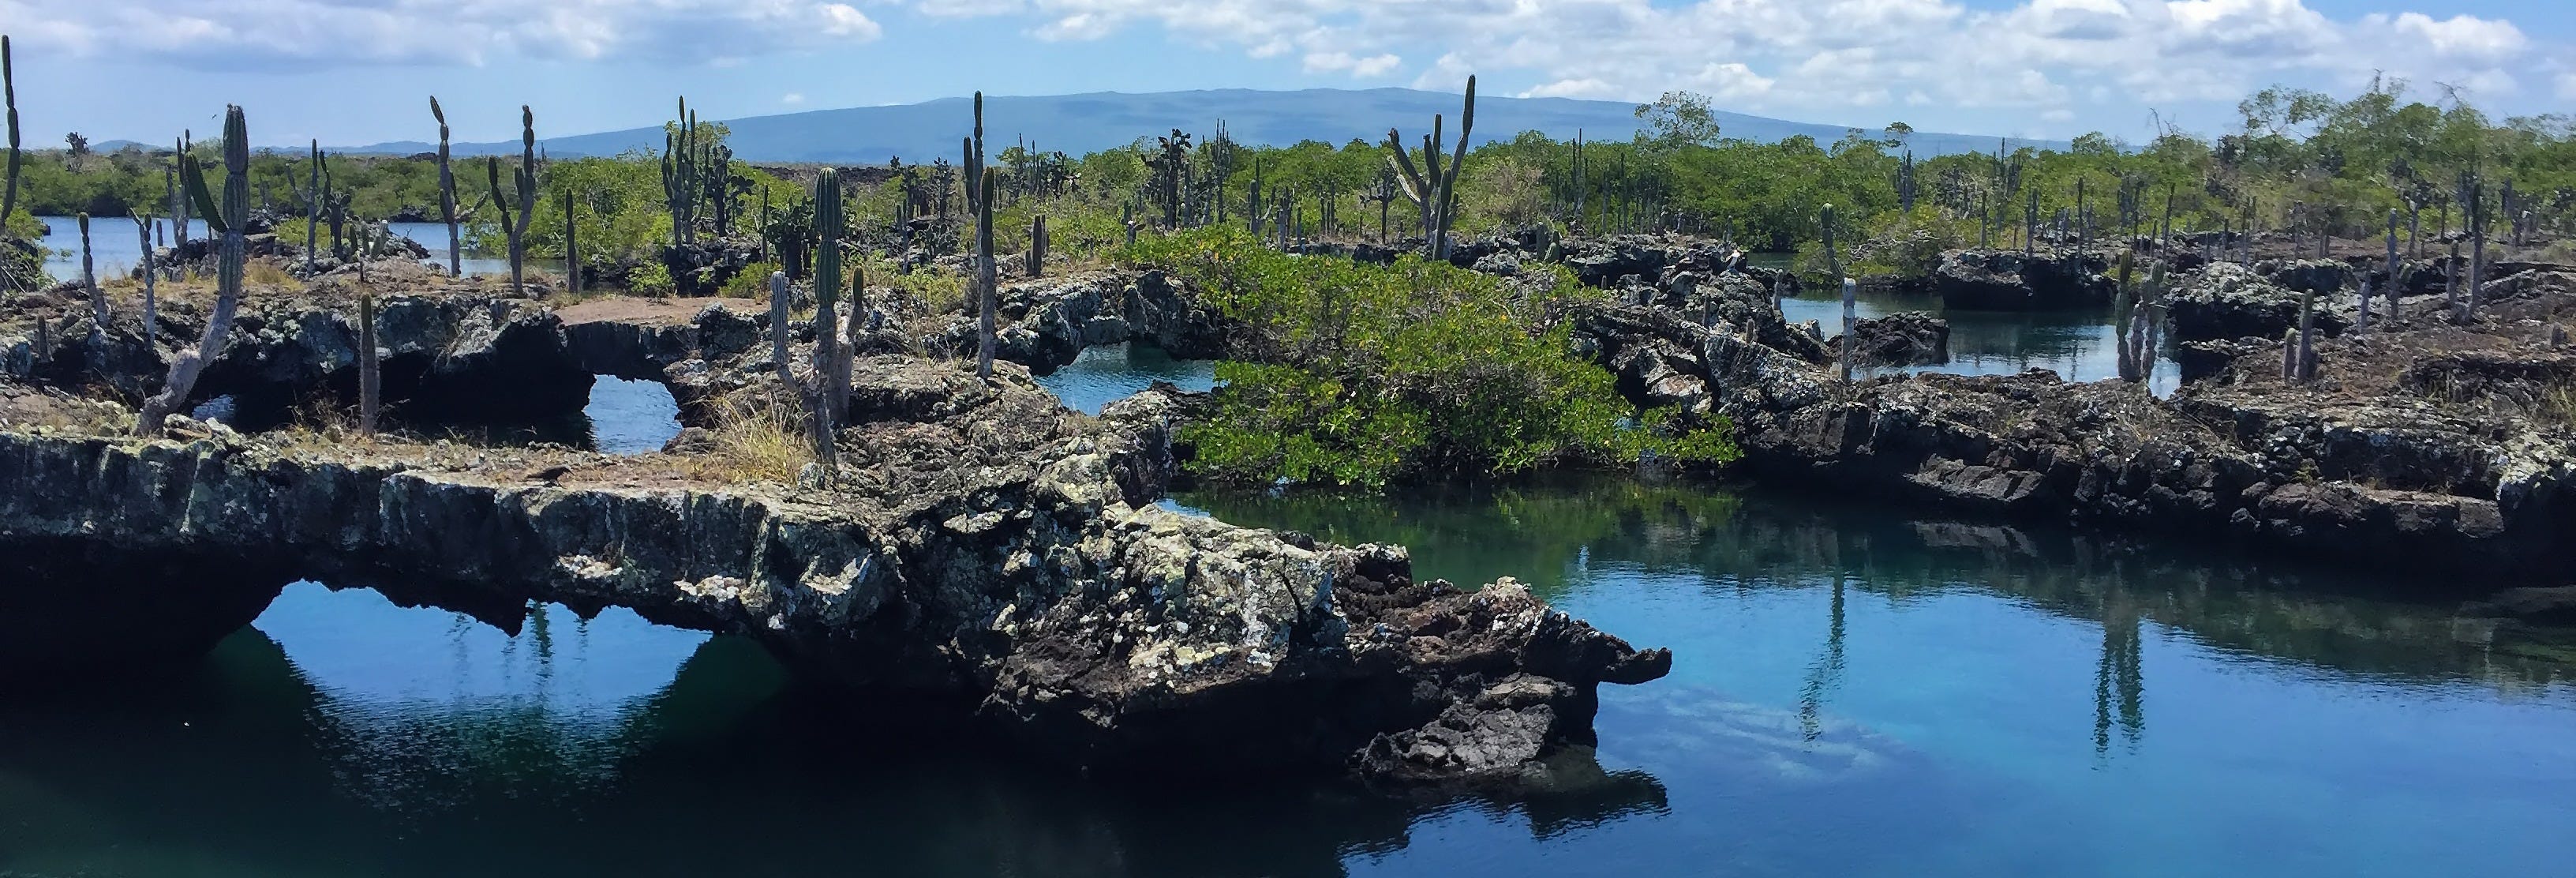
[1033, 342, 1219, 415]
[4, 470, 2569, 876]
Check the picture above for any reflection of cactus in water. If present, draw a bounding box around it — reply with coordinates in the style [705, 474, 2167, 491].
[2093, 598, 2145, 756]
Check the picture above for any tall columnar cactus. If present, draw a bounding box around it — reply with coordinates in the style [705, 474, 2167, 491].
[662, 98, 700, 246]
[964, 92, 998, 381]
[140, 104, 250, 437]
[1028, 214, 1046, 279]
[174, 131, 194, 249]
[485, 106, 539, 295]
[2462, 171, 2487, 321]
[430, 96, 461, 276]
[304, 140, 322, 273]
[129, 211, 155, 340]
[564, 187, 579, 295]
[358, 290, 380, 435]
[810, 167, 850, 433]
[2383, 208, 2402, 323]
[1896, 150, 1916, 215]
[2115, 258, 2165, 384]
[77, 213, 104, 342]
[975, 165, 999, 380]
[0, 35, 17, 238]
[2024, 187, 2039, 254]
[1384, 75, 1475, 259]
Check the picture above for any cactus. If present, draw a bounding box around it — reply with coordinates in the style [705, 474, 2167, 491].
[77, 212, 105, 343]
[305, 140, 321, 273]
[1028, 214, 1046, 279]
[2464, 171, 2488, 321]
[2114, 261, 2165, 384]
[975, 166, 999, 379]
[139, 104, 250, 437]
[1384, 75, 1475, 259]
[810, 167, 849, 433]
[964, 92, 998, 381]
[564, 187, 579, 295]
[430, 97, 461, 276]
[358, 290, 380, 436]
[2383, 209, 2402, 322]
[2024, 187, 2039, 254]
[129, 211, 155, 341]
[2297, 288, 2318, 381]
[485, 106, 539, 295]
[662, 98, 701, 246]
[0, 35, 17, 240]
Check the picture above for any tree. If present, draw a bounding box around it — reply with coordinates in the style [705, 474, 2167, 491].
[63, 131, 87, 158]
[1635, 91, 1722, 148]
[1883, 122, 1914, 149]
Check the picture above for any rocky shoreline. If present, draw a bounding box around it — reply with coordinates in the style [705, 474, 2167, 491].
[0, 275, 1669, 785]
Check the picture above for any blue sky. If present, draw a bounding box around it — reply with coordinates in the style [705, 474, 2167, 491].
[2, 0, 2567, 149]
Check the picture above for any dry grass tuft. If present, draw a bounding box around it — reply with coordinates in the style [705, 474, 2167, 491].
[686, 388, 815, 483]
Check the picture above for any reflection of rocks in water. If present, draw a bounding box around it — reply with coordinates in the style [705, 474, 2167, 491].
[1613, 686, 1905, 783]
[1909, 520, 2040, 556]
[1192, 474, 2576, 690]
[0, 538, 290, 692]
[1799, 578, 1849, 742]
[255, 583, 713, 815]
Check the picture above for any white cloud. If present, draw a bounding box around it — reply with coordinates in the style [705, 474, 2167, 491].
[782, 92, 806, 104]
[1302, 51, 1401, 77]
[6, 0, 882, 68]
[898, 0, 2551, 133]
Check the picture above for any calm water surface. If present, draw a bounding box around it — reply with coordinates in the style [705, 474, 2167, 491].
[4, 306, 2569, 876]
[33, 216, 549, 280]
[5, 464, 2569, 876]
[1781, 284, 2181, 392]
[1034, 342, 1219, 415]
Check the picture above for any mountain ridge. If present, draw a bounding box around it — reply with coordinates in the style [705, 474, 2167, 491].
[335, 88, 2054, 163]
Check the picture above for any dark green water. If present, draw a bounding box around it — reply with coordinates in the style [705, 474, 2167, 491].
[6, 365, 2573, 876]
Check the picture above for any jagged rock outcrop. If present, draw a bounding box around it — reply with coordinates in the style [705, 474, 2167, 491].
[1846, 312, 1951, 366]
[933, 270, 1230, 375]
[1563, 279, 2576, 576]
[0, 285, 1670, 783]
[1930, 249, 2115, 310]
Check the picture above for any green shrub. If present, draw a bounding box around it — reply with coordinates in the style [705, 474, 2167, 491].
[722, 261, 782, 298]
[1121, 227, 1738, 487]
[626, 261, 676, 296]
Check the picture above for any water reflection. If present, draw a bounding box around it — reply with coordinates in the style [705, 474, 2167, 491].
[1780, 286, 2181, 391]
[0, 562, 1670, 877]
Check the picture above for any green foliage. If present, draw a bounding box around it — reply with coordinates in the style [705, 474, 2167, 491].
[723, 261, 781, 298]
[626, 261, 675, 295]
[1121, 227, 1739, 487]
